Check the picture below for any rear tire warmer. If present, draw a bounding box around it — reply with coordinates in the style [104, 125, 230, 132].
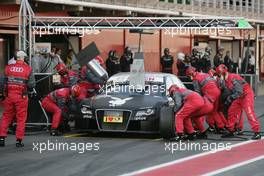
[159, 105, 176, 139]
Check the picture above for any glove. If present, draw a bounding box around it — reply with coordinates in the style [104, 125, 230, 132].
[62, 111, 70, 120]
[0, 93, 5, 101]
[224, 96, 233, 108]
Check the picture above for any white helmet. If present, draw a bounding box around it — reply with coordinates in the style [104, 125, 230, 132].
[16, 50, 27, 59]
[177, 52, 185, 61]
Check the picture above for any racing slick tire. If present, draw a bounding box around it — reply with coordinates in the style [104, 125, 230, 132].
[75, 118, 90, 129]
[159, 105, 175, 139]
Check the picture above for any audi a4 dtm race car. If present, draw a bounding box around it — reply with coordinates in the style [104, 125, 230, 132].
[75, 72, 185, 139]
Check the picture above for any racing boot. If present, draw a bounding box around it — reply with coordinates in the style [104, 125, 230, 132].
[0, 137, 5, 147]
[221, 131, 235, 138]
[251, 132, 261, 140]
[196, 131, 208, 139]
[16, 139, 24, 148]
[171, 133, 184, 141]
[206, 126, 215, 133]
[235, 128, 244, 136]
[215, 128, 226, 134]
[50, 129, 59, 136]
[185, 133, 196, 141]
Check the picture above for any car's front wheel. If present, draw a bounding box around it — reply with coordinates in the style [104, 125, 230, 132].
[159, 105, 175, 139]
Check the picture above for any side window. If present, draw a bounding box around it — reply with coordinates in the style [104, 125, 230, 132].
[171, 75, 186, 88]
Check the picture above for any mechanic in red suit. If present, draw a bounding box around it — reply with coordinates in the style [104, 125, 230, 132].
[186, 66, 226, 133]
[208, 69, 228, 128]
[215, 64, 261, 140]
[208, 69, 216, 78]
[216, 71, 245, 136]
[213, 72, 245, 135]
[0, 51, 36, 147]
[169, 85, 213, 141]
[41, 85, 81, 136]
[54, 63, 78, 87]
[78, 56, 105, 100]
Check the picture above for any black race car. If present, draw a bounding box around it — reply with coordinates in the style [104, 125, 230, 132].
[75, 72, 185, 138]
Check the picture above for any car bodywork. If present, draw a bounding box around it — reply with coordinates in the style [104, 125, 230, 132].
[76, 72, 185, 134]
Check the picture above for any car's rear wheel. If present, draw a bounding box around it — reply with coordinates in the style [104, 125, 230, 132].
[159, 105, 175, 139]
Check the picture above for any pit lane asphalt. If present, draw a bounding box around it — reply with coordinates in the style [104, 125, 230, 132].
[0, 96, 264, 176]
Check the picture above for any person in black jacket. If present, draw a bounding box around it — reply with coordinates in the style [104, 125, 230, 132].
[106, 50, 120, 77]
[190, 48, 200, 71]
[214, 47, 224, 68]
[202, 46, 213, 72]
[120, 47, 133, 72]
[160, 48, 174, 73]
[224, 50, 233, 72]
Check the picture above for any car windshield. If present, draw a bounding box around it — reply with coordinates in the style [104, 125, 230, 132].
[102, 82, 166, 96]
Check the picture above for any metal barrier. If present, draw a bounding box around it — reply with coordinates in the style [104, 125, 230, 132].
[26, 73, 56, 127]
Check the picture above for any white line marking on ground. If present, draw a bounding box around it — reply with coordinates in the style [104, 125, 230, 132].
[120, 138, 263, 176]
[202, 155, 264, 176]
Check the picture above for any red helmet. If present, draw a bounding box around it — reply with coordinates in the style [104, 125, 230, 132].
[54, 63, 68, 75]
[71, 85, 81, 97]
[95, 56, 104, 65]
[168, 85, 179, 96]
[185, 66, 196, 77]
[208, 69, 216, 77]
[215, 64, 228, 76]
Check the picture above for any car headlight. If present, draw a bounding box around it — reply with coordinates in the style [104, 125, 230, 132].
[81, 106, 92, 114]
[136, 109, 155, 116]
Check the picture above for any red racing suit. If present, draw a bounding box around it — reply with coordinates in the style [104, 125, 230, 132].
[192, 72, 226, 129]
[41, 88, 70, 129]
[235, 109, 244, 130]
[172, 88, 211, 134]
[223, 73, 260, 132]
[60, 70, 79, 87]
[78, 65, 103, 100]
[0, 60, 35, 140]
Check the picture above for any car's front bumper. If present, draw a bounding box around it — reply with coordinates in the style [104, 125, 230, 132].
[79, 109, 159, 132]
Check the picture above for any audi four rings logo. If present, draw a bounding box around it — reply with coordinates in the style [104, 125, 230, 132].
[10, 67, 23, 72]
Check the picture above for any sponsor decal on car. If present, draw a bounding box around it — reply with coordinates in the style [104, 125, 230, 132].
[109, 97, 133, 107]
